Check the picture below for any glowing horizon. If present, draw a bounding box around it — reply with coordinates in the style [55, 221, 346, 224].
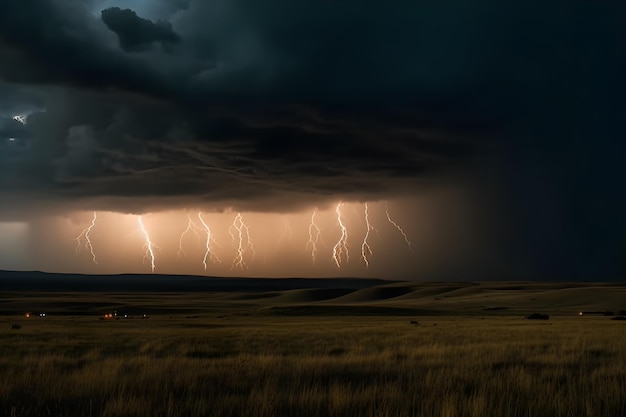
[2, 201, 426, 279]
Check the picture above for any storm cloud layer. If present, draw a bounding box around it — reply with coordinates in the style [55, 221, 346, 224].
[101, 7, 180, 52]
[0, 0, 499, 214]
[0, 1, 624, 279]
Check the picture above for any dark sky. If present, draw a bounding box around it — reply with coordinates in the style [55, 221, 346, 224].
[0, 1, 624, 280]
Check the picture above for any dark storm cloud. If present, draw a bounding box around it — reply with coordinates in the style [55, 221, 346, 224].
[0, 0, 485, 215]
[0, 0, 177, 98]
[0, 116, 26, 139]
[0, 1, 501, 104]
[100, 7, 180, 52]
[13, 99, 473, 214]
[0, 82, 44, 115]
[0, 1, 624, 280]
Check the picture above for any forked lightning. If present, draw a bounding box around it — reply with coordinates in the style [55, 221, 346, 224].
[332, 202, 349, 268]
[306, 209, 321, 264]
[361, 203, 374, 267]
[177, 214, 202, 258]
[385, 204, 413, 251]
[137, 216, 158, 273]
[198, 212, 221, 270]
[75, 211, 98, 264]
[229, 213, 255, 270]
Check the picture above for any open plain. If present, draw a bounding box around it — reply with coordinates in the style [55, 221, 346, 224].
[1, 273, 625, 417]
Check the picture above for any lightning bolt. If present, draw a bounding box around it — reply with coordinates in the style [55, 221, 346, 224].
[12, 115, 27, 125]
[177, 214, 202, 258]
[306, 209, 321, 264]
[332, 202, 349, 268]
[385, 204, 413, 251]
[137, 215, 158, 273]
[197, 212, 221, 270]
[229, 213, 255, 270]
[75, 211, 98, 264]
[361, 203, 373, 267]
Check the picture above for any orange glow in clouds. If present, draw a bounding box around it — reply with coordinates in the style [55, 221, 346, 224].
[61, 201, 416, 277]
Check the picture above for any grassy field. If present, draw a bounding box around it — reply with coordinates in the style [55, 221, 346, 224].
[1, 280, 625, 416]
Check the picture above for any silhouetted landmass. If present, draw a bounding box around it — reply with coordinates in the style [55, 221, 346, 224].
[256, 305, 441, 317]
[582, 311, 616, 316]
[2, 271, 626, 317]
[0, 270, 390, 292]
[526, 313, 550, 320]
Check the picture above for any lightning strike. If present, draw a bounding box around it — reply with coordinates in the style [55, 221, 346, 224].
[75, 211, 98, 264]
[137, 215, 158, 273]
[332, 202, 349, 268]
[385, 204, 413, 251]
[306, 209, 321, 264]
[12, 115, 27, 125]
[361, 203, 373, 267]
[177, 215, 202, 258]
[229, 213, 255, 270]
[198, 212, 221, 270]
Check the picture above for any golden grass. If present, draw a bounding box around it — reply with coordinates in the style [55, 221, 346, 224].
[0, 314, 625, 417]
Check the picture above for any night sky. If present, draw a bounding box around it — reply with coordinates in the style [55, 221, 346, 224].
[0, 1, 624, 280]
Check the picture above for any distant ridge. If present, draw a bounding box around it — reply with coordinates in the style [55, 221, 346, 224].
[0, 270, 393, 293]
[2, 271, 626, 316]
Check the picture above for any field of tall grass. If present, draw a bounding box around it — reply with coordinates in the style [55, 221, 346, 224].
[1, 314, 625, 417]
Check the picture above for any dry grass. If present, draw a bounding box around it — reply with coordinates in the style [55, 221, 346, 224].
[0, 314, 625, 417]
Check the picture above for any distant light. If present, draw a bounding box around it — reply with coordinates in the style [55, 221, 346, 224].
[40, 313, 46, 317]
[8, 138, 15, 142]
[578, 312, 583, 316]
[12, 115, 27, 125]
[25, 313, 30, 318]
